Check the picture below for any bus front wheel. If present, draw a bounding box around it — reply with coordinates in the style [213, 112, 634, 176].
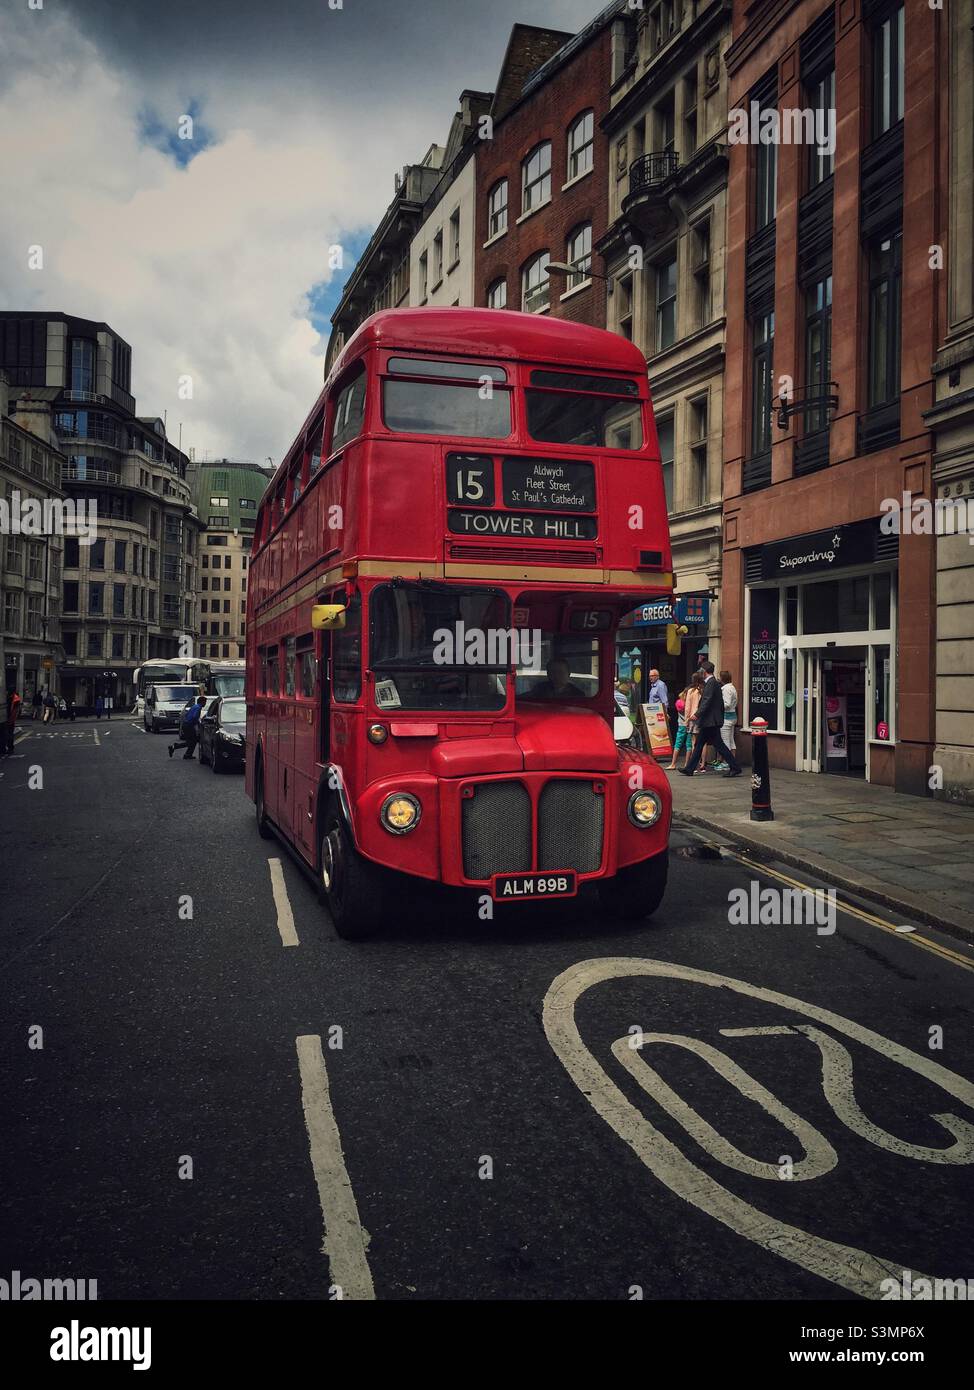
[599, 849, 668, 921]
[319, 811, 385, 941]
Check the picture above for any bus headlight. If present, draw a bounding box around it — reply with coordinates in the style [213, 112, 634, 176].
[380, 792, 421, 834]
[627, 790, 662, 827]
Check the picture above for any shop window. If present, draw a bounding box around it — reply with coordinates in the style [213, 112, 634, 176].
[802, 576, 870, 634]
[872, 644, 892, 739]
[873, 572, 891, 629]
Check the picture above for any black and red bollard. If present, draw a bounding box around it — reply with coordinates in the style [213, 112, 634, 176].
[750, 716, 775, 821]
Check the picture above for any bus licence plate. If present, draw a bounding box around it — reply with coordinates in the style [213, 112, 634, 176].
[491, 872, 577, 901]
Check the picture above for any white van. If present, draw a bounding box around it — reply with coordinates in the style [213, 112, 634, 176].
[143, 683, 200, 734]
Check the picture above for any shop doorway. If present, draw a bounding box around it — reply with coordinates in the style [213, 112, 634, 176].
[797, 647, 867, 776]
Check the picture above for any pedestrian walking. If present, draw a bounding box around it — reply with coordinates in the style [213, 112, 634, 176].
[677, 662, 742, 778]
[169, 694, 206, 760]
[95, 695, 104, 720]
[712, 669, 738, 772]
[667, 685, 693, 769]
[43, 690, 56, 724]
[31, 688, 43, 721]
[681, 671, 707, 770]
[3, 686, 22, 756]
[67, 700, 76, 722]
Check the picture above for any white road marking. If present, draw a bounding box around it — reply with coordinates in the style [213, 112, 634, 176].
[542, 958, 974, 1299]
[295, 1034, 374, 1300]
[268, 857, 299, 947]
[92, 729, 100, 746]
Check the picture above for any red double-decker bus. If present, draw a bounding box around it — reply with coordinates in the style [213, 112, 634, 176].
[246, 307, 674, 938]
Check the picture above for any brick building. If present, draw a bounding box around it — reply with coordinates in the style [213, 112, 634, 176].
[720, 0, 946, 795]
[475, 7, 623, 322]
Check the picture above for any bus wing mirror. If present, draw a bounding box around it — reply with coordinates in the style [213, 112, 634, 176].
[312, 604, 346, 630]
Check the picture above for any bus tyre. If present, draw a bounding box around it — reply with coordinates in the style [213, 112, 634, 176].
[254, 761, 272, 840]
[599, 849, 668, 921]
[319, 811, 384, 941]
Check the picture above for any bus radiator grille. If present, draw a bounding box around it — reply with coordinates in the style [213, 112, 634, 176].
[538, 780, 604, 874]
[462, 781, 531, 879]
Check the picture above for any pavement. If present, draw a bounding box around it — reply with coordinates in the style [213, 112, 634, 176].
[1, 719, 973, 1303]
[665, 760, 974, 942]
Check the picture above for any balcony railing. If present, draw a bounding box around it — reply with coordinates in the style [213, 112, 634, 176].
[61, 464, 121, 484]
[628, 151, 679, 195]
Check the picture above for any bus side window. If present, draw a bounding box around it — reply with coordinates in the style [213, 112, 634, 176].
[267, 644, 280, 693]
[258, 645, 267, 693]
[284, 636, 296, 696]
[332, 590, 362, 703]
[330, 367, 366, 454]
[297, 634, 316, 697]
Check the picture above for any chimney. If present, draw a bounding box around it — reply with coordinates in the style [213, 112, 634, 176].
[11, 394, 56, 446]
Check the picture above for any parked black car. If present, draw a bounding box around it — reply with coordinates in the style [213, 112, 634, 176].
[198, 696, 246, 772]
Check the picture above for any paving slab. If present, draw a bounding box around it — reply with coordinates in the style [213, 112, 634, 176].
[665, 763, 974, 941]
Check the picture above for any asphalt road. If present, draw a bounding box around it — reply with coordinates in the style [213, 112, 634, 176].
[1, 718, 972, 1302]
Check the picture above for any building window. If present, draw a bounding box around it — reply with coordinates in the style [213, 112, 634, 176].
[566, 223, 592, 290]
[70, 338, 95, 394]
[617, 274, 634, 342]
[691, 219, 711, 328]
[807, 67, 835, 188]
[754, 107, 778, 230]
[487, 278, 507, 310]
[683, 68, 698, 156]
[656, 91, 675, 154]
[655, 254, 677, 352]
[62, 629, 77, 657]
[63, 580, 79, 611]
[27, 540, 44, 580]
[804, 274, 833, 430]
[2, 589, 21, 633]
[522, 142, 551, 213]
[432, 230, 444, 286]
[26, 593, 42, 637]
[488, 180, 508, 238]
[113, 583, 126, 617]
[567, 111, 594, 180]
[114, 539, 127, 571]
[419, 250, 428, 302]
[90, 538, 105, 569]
[657, 415, 674, 513]
[751, 311, 775, 455]
[87, 631, 102, 658]
[689, 396, 709, 508]
[872, 4, 905, 139]
[522, 252, 551, 313]
[449, 209, 460, 267]
[89, 581, 104, 615]
[112, 632, 125, 659]
[213, 469, 229, 491]
[867, 231, 902, 408]
[209, 495, 229, 508]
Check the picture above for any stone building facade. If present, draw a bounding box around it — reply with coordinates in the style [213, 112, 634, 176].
[188, 459, 273, 662]
[601, 0, 732, 698]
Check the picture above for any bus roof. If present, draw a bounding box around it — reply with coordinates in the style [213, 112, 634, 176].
[328, 308, 648, 387]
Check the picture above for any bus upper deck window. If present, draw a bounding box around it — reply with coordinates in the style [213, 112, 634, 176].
[331, 372, 366, 453]
[383, 359, 510, 440]
[525, 370, 643, 450]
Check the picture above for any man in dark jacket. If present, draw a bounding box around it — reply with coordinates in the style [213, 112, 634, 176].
[677, 663, 741, 777]
[168, 695, 206, 760]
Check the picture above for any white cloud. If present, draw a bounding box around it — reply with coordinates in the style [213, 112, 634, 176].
[0, 5, 433, 463]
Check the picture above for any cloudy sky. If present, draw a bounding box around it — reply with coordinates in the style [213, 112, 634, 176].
[1, 0, 599, 465]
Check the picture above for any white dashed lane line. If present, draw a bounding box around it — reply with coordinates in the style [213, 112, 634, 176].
[268, 857, 299, 947]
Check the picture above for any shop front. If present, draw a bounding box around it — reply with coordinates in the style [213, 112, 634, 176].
[616, 594, 713, 712]
[744, 519, 897, 784]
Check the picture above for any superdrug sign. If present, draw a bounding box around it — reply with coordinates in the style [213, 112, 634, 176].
[755, 519, 883, 581]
